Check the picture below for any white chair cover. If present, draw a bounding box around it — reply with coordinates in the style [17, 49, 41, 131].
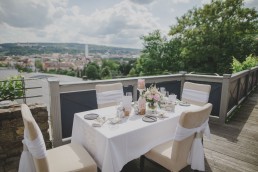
[182, 89, 209, 104]
[18, 141, 35, 172]
[96, 89, 123, 105]
[174, 119, 210, 171]
[18, 124, 47, 172]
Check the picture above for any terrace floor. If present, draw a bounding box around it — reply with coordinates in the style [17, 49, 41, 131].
[121, 88, 258, 172]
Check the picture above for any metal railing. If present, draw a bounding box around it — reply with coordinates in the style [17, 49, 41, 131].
[48, 66, 258, 147]
[0, 77, 42, 104]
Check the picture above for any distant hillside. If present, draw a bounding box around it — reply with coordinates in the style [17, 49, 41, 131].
[0, 43, 141, 56]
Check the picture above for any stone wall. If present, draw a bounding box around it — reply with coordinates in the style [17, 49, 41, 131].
[0, 103, 51, 172]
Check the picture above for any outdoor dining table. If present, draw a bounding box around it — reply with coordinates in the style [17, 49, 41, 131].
[71, 103, 200, 172]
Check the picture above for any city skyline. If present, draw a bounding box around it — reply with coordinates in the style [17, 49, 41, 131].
[0, 0, 257, 49]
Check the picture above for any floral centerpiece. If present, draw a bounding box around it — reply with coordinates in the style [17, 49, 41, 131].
[143, 84, 162, 110]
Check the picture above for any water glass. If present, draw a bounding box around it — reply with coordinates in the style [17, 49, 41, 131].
[122, 96, 132, 116]
[125, 92, 133, 101]
[169, 94, 177, 101]
[160, 87, 166, 97]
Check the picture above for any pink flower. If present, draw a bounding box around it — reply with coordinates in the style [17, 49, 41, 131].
[153, 94, 160, 101]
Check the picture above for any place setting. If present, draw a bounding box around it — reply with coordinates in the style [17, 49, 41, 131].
[134, 82, 178, 123]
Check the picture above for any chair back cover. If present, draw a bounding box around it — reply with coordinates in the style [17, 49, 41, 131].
[19, 104, 49, 172]
[181, 82, 211, 106]
[170, 103, 212, 171]
[96, 83, 123, 108]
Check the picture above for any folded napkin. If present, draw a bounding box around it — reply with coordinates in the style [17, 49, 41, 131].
[92, 117, 107, 127]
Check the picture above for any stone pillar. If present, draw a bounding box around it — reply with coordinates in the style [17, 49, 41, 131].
[0, 103, 51, 172]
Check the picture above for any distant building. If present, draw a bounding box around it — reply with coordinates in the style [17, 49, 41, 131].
[43, 61, 76, 71]
[43, 61, 59, 71]
[85, 44, 89, 58]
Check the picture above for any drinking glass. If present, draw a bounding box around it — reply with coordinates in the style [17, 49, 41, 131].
[126, 92, 132, 96]
[160, 87, 166, 97]
[125, 92, 133, 102]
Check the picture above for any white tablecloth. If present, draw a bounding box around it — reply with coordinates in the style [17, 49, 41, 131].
[71, 104, 199, 172]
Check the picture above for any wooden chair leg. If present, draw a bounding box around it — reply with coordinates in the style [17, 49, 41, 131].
[140, 155, 145, 172]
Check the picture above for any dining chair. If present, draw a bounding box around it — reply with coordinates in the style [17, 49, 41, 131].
[140, 103, 213, 172]
[95, 82, 123, 108]
[181, 82, 211, 106]
[19, 104, 97, 172]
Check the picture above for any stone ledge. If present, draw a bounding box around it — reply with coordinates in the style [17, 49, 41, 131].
[0, 103, 51, 172]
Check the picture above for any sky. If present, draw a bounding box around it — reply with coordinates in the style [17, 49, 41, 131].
[0, 0, 257, 49]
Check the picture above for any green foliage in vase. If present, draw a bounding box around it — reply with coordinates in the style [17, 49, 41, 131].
[0, 75, 24, 102]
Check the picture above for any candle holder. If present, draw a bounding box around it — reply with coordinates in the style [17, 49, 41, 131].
[137, 88, 144, 96]
[137, 88, 146, 115]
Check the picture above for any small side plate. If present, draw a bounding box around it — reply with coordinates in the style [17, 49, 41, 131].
[179, 102, 191, 106]
[84, 113, 99, 120]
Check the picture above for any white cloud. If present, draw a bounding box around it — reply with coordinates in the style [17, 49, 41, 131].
[47, 0, 161, 47]
[244, 0, 254, 3]
[172, 0, 191, 4]
[201, 0, 211, 5]
[130, 0, 156, 5]
[0, 0, 52, 28]
[0, 0, 162, 48]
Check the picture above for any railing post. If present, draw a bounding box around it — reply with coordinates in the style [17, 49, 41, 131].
[133, 79, 138, 102]
[256, 68, 258, 86]
[21, 76, 26, 104]
[179, 71, 187, 99]
[48, 78, 62, 147]
[219, 74, 231, 124]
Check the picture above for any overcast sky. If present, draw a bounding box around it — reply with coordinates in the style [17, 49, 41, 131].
[0, 0, 257, 48]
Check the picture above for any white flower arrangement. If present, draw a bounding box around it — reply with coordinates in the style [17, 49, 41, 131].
[143, 84, 162, 105]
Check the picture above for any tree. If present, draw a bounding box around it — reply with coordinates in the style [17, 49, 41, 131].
[132, 30, 182, 75]
[101, 59, 120, 78]
[102, 59, 119, 71]
[85, 63, 100, 80]
[35, 59, 43, 71]
[132, 30, 167, 76]
[169, 0, 258, 74]
[119, 59, 136, 76]
[101, 66, 112, 79]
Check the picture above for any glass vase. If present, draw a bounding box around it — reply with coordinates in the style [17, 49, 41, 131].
[148, 102, 158, 114]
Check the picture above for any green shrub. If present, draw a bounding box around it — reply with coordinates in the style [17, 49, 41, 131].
[0, 75, 24, 102]
[232, 55, 258, 73]
[242, 54, 257, 70]
[232, 57, 243, 73]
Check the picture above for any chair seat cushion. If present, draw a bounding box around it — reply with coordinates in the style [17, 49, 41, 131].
[145, 140, 173, 170]
[47, 143, 97, 172]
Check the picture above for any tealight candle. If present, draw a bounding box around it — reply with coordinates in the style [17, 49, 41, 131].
[138, 79, 145, 89]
